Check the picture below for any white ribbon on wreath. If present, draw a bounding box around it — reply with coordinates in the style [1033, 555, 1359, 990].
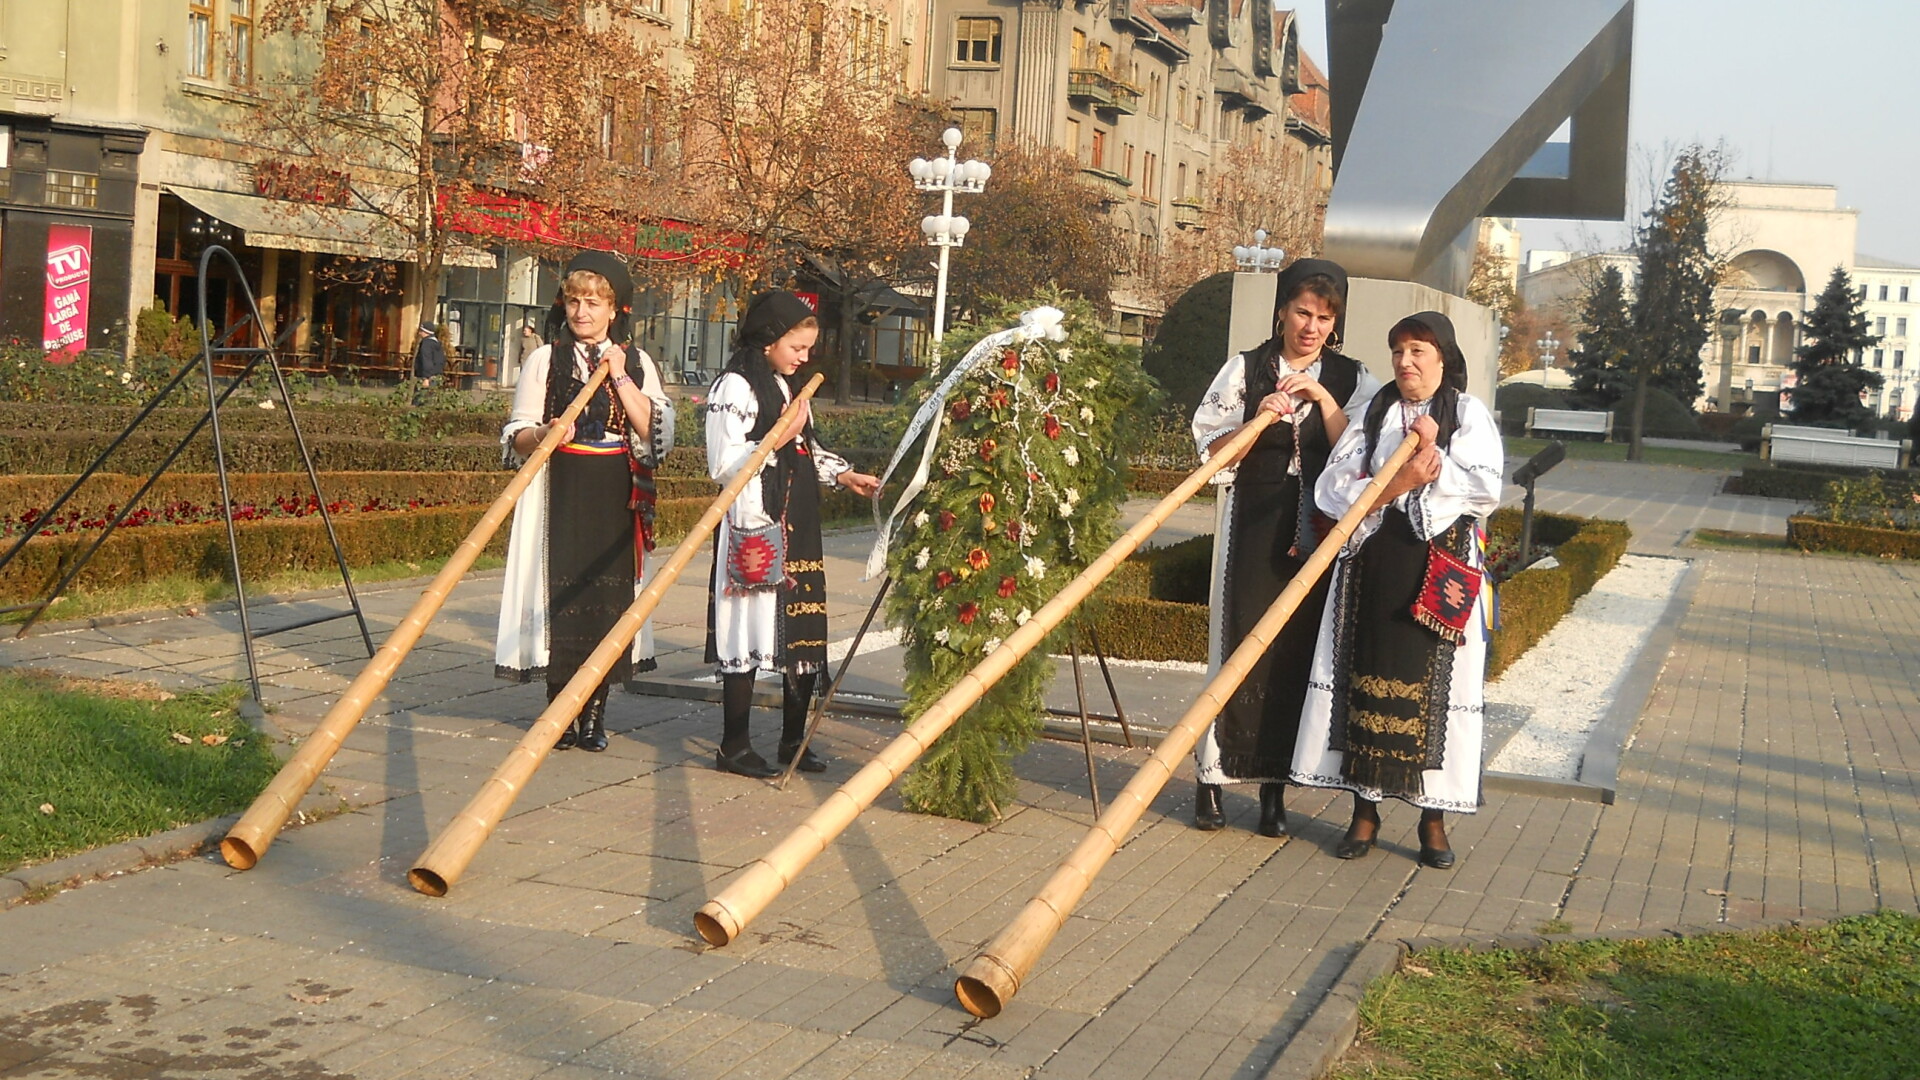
[863, 306, 1069, 580]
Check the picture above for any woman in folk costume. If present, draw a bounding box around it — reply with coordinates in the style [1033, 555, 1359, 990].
[706, 291, 881, 779]
[496, 251, 674, 752]
[1292, 311, 1503, 869]
[1189, 258, 1382, 836]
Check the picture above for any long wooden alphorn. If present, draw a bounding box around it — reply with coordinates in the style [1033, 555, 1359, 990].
[220, 364, 613, 870]
[692, 409, 1283, 947]
[408, 373, 826, 897]
[953, 434, 1421, 1018]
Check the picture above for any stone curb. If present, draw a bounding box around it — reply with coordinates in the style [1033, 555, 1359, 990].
[1261, 910, 1859, 1079]
[1577, 554, 1704, 796]
[1, 814, 238, 911]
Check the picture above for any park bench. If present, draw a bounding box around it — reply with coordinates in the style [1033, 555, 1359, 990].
[1763, 424, 1912, 469]
[1525, 407, 1613, 441]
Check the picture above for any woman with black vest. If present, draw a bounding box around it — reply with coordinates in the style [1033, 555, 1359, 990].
[705, 291, 880, 778]
[1189, 258, 1381, 835]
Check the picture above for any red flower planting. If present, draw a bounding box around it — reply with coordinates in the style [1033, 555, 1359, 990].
[997, 576, 1018, 598]
[957, 602, 979, 625]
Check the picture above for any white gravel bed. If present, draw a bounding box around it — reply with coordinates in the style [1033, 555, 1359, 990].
[1484, 554, 1690, 779]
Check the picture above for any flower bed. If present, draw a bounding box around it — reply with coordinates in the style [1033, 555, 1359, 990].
[1786, 516, 1920, 559]
[1783, 473, 1920, 558]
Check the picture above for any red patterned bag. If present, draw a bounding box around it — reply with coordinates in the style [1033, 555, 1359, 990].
[726, 522, 787, 592]
[1411, 543, 1482, 645]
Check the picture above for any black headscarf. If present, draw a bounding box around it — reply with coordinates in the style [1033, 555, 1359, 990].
[1243, 257, 1350, 395]
[1363, 310, 1470, 465]
[543, 251, 637, 439]
[724, 290, 819, 517]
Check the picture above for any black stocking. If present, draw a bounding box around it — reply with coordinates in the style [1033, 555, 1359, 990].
[782, 671, 818, 747]
[721, 672, 755, 756]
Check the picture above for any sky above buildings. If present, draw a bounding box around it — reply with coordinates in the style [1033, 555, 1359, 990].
[1288, 0, 1920, 265]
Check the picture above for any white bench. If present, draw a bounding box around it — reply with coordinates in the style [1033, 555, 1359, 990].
[1526, 407, 1613, 440]
[1763, 425, 1911, 469]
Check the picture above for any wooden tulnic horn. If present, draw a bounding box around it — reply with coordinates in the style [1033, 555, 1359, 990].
[408, 373, 826, 897]
[953, 434, 1422, 1019]
[692, 409, 1283, 947]
[220, 363, 612, 870]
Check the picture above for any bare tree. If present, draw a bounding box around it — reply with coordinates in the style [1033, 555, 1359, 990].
[945, 143, 1125, 324]
[1146, 137, 1325, 312]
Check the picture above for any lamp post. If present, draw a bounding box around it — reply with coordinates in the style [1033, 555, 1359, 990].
[1535, 330, 1561, 371]
[1232, 228, 1286, 273]
[909, 127, 990, 349]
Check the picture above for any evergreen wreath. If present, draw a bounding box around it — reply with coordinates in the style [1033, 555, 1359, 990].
[883, 292, 1156, 822]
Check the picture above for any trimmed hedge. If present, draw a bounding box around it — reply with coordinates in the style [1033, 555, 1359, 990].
[1085, 595, 1210, 663]
[0, 402, 505, 439]
[0, 430, 506, 476]
[1786, 516, 1920, 559]
[1484, 512, 1632, 679]
[1728, 464, 1920, 502]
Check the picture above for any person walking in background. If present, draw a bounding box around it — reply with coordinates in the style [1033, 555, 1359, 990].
[1188, 259, 1380, 837]
[413, 321, 446, 400]
[1291, 311, 1502, 869]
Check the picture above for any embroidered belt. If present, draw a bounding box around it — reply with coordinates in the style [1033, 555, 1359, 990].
[559, 440, 627, 456]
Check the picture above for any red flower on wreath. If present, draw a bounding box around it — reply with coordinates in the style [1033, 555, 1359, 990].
[936, 569, 955, 590]
[938, 510, 956, 531]
[1044, 414, 1062, 440]
[968, 547, 990, 571]
[952, 398, 971, 421]
[1001, 349, 1019, 371]
[1005, 520, 1023, 543]
[978, 492, 996, 514]
[988, 388, 1009, 410]
[958, 602, 979, 625]
[980, 438, 997, 461]
[1044, 372, 1060, 394]
[997, 576, 1018, 598]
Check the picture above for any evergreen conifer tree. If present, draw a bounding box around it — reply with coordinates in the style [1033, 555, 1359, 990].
[1566, 266, 1635, 408]
[1790, 266, 1882, 428]
[1626, 147, 1724, 458]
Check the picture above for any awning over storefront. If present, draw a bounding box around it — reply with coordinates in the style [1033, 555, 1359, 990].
[166, 185, 496, 268]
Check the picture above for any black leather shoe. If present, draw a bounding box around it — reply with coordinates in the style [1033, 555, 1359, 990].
[715, 746, 780, 779]
[553, 717, 578, 751]
[578, 698, 609, 753]
[778, 741, 828, 773]
[1194, 783, 1225, 831]
[1419, 846, 1456, 870]
[1334, 833, 1376, 860]
[1257, 783, 1289, 838]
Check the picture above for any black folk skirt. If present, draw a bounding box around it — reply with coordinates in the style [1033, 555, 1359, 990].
[546, 447, 639, 694]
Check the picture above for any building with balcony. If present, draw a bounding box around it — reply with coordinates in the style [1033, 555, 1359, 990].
[923, 0, 1332, 337]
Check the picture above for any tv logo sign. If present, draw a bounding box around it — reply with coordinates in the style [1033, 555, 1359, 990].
[46, 242, 91, 289]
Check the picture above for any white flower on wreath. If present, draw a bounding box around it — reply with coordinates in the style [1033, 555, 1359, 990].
[914, 548, 930, 570]
[1016, 608, 1032, 626]
[988, 608, 1009, 625]
[913, 510, 930, 529]
[1024, 555, 1046, 579]
[983, 636, 1003, 653]
[934, 628, 950, 645]
[1057, 348, 1072, 363]
[1080, 406, 1095, 423]
[1062, 446, 1079, 467]
[1060, 499, 1077, 519]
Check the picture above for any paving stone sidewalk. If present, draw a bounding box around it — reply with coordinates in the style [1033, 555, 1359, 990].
[3, 459, 1916, 1079]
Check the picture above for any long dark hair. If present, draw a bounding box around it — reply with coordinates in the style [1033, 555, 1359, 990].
[722, 291, 820, 517]
[1363, 314, 1469, 465]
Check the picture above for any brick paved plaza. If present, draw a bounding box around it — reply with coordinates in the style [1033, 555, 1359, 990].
[2, 459, 1915, 1078]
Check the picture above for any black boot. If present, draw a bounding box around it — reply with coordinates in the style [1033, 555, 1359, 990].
[1257, 782, 1289, 838]
[578, 689, 609, 753]
[549, 684, 577, 751]
[1193, 782, 1225, 831]
[715, 672, 778, 779]
[777, 672, 827, 772]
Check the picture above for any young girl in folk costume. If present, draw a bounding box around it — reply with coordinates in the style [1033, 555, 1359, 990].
[1190, 258, 1382, 837]
[1292, 312, 1503, 868]
[496, 251, 674, 751]
[706, 291, 881, 778]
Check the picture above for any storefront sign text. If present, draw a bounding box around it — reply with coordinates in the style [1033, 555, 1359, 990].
[44, 225, 93, 357]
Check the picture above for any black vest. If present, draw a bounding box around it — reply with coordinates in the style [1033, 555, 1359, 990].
[1236, 350, 1362, 488]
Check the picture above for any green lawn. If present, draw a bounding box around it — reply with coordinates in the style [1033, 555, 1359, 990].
[1333, 911, 1920, 1080]
[0, 671, 280, 872]
[1504, 436, 1758, 472]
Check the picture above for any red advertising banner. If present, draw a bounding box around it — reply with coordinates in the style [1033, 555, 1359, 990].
[793, 291, 819, 312]
[43, 224, 93, 358]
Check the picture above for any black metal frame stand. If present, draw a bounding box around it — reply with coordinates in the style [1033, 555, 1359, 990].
[0, 245, 374, 701]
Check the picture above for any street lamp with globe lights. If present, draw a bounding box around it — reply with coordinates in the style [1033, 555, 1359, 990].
[1535, 330, 1561, 370]
[908, 127, 990, 349]
[1232, 228, 1286, 273]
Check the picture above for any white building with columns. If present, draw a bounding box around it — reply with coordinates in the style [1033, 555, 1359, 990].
[1517, 180, 1918, 420]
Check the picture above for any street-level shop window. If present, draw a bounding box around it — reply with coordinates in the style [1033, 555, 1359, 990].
[954, 17, 1001, 65]
[45, 171, 99, 209]
[189, 1, 216, 79]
